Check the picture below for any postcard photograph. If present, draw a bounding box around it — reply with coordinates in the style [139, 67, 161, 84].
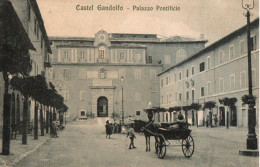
[0, 0, 259, 166]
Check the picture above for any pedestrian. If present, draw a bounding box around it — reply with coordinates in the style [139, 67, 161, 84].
[206, 115, 209, 127]
[214, 115, 218, 127]
[105, 120, 112, 139]
[127, 125, 136, 149]
[51, 121, 58, 137]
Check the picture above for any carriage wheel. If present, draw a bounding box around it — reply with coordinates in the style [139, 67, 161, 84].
[182, 135, 194, 158]
[156, 134, 166, 159]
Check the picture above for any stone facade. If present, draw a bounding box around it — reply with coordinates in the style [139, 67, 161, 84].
[159, 19, 259, 127]
[48, 31, 207, 121]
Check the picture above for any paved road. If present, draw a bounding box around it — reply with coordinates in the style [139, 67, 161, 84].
[16, 119, 258, 167]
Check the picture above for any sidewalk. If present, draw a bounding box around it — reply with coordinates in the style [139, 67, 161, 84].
[0, 133, 50, 167]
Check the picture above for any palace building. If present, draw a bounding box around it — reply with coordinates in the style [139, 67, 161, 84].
[47, 30, 207, 121]
[158, 18, 259, 127]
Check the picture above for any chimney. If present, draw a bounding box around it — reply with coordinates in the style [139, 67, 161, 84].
[200, 34, 204, 40]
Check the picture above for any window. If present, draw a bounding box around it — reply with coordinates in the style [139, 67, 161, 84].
[200, 62, 205, 72]
[63, 69, 69, 79]
[191, 66, 195, 75]
[207, 82, 211, 95]
[179, 71, 182, 80]
[219, 78, 224, 93]
[150, 69, 156, 79]
[79, 68, 85, 79]
[192, 89, 195, 100]
[161, 79, 163, 87]
[186, 69, 189, 78]
[64, 51, 69, 59]
[166, 76, 170, 85]
[207, 56, 211, 69]
[201, 87, 205, 97]
[186, 91, 189, 100]
[63, 91, 69, 101]
[80, 111, 86, 116]
[136, 111, 140, 116]
[165, 55, 170, 64]
[120, 52, 124, 59]
[230, 74, 235, 90]
[79, 91, 86, 101]
[174, 73, 177, 82]
[99, 47, 105, 59]
[240, 72, 246, 88]
[135, 69, 141, 79]
[240, 41, 246, 55]
[80, 51, 85, 59]
[229, 46, 234, 60]
[176, 49, 186, 63]
[251, 36, 257, 51]
[219, 51, 224, 64]
[179, 93, 182, 101]
[148, 56, 153, 64]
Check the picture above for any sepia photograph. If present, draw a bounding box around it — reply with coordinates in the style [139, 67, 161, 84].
[0, 0, 259, 166]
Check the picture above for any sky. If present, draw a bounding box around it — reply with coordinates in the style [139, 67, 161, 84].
[37, 0, 259, 45]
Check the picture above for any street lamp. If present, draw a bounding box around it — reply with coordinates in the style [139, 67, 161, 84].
[121, 76, 124, 125]
[241, 0, 258, 152]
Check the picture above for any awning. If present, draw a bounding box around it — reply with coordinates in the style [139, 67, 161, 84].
[0, 1, 35, 51]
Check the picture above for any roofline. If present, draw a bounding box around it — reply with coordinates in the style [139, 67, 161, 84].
[29, 0, 51, 53]
[158, 18, 259, 76]
[110, 33, 157, 36]
[49, 36, 207, 43]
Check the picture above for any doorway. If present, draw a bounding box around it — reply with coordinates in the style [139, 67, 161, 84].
[219, 107, 225, 126]
[97, 96, 108, 117]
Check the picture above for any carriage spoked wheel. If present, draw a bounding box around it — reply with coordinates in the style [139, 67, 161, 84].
[156, 134, 166, 159]
[182, 135, 194, 158]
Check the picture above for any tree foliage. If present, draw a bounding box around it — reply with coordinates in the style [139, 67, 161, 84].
[10, 75, 67, 110]
[241, 94, 256, 104]
[204, 101, 216, 110]
[219, 97, 237, 107]
[190, 103, 201, 110]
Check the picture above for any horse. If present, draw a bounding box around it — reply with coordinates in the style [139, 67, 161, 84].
[134, 120, 160, 152]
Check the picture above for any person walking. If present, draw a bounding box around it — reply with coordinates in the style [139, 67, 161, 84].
[127, 125, 136, 149]
[105, 120, 112, 139]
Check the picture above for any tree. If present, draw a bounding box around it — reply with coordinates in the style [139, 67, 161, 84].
[204, 101, 216, 127]
[242, 94, 256, 105]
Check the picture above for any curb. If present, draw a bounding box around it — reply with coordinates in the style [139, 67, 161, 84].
[11, 136, 50, 166]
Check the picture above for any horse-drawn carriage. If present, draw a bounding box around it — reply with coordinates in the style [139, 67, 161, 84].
[140, 108, 195, 159]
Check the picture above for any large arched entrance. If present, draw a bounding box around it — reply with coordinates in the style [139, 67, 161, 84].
[97, 96, 108, 117]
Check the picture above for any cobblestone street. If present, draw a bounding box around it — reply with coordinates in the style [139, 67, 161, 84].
[14, 119, 258, 167]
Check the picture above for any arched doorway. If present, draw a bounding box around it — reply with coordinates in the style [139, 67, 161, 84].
[97, 96, 108, 117]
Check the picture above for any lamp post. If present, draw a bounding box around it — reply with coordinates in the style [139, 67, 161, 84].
[121, 76, 124, 125]
[241, 0, 258, 151]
